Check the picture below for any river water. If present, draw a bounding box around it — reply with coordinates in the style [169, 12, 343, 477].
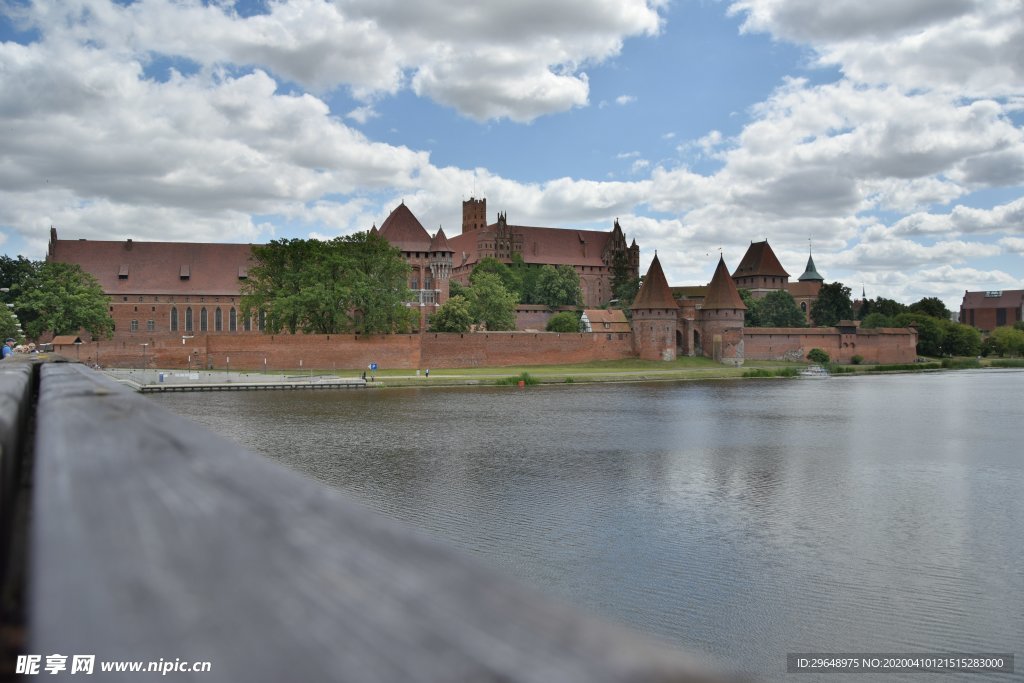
[153, 370, 1023, 681]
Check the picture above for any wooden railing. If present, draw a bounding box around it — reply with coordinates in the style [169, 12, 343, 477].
[1, 359, 737, 682]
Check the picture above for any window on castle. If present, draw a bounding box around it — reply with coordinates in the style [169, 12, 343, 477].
[229, 308, 237, 332]
[130, 320, 138, 332]
[200, 307, 208, 332]
[215, 308, 223, 332]
[170, 307, 178, 332]
[258, 310, 266, 332]
[185, 307, 193, 332]
[147, 320, 155, 332]
[244, 314, 251, 332]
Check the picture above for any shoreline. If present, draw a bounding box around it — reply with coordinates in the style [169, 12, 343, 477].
[101, 359, 1022, 392]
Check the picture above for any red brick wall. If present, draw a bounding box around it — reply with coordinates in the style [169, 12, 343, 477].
[421, 332, 634, 368]
[744, 328, 917, 363]
[67, 331, 633, 371]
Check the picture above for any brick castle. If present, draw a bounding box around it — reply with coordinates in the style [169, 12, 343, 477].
[46, 200, 917, 368]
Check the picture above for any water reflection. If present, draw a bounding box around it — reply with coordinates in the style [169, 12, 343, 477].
[154, 371, 1024, 681]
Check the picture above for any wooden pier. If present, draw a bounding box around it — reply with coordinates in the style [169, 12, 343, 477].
[135, 378, 367, 393]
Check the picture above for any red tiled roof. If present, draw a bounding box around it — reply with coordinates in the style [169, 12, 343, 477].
[703, 256, 747, 310]
[582, 309, 630, 332]
[960, 289, 1024, 309]
[632, 255, 678, 310]
[733, 240, 790, 278]
[48, 238, 254, 296]
[448, 223, 612, 268]
[378, 203, 432, 252]
[429, 227, 454, 253]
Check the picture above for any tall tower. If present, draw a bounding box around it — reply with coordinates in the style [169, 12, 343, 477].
[700, 255, 747, 366]
[462, 197, 487, 234]
[429, 228, 454, 305]
[630, 254, 679, 361]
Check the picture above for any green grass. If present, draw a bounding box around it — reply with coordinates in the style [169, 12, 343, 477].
[941, 358, 982, 369]
[988, 358, 1024, 368]
[866, 362, 942, 372]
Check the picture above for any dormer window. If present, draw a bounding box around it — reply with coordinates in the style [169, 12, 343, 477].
[238, 267, 248, 280]
[118, 264, 129, 280]
[180, 264, 190, 280]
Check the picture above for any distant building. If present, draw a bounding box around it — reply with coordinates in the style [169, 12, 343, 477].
[580, 309, 630, 334]
[47, 228, 258, 339]
[959, 290, 1024, 331]
[448, 197, 640, 307]
[731, 240, 824, 322]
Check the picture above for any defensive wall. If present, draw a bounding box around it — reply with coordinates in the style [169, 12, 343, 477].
[743, 327, 918, 364]
[63, 330, 635, 371]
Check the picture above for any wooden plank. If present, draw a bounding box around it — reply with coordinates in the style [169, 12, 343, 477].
[0, 361, 33, 594]
[31, 363, 735, 682]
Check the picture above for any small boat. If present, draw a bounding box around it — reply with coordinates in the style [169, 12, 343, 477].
[799, 364, 830, 378]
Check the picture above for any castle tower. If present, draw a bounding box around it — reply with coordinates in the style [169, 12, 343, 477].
[797, 249, 824, 282]
[630, 254, 679, 361]
[462, 197, 486, 234]
[700, 255, 747, 366]
[732, 240, 789, 297]
[429, 227, 454, 304]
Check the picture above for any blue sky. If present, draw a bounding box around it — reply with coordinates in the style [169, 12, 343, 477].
[1, 0, 1022, 310]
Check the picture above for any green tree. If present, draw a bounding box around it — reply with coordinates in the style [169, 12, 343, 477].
[908, 296, 952, 320]
[14, 262, 114, 339]
[0, 306, 20, 341]
[545, 311, 580, 332]
[449, 280, 467, 299]
[807, 348, 830, 364]
[241, 232, 415, 335]
[428, 295, 474, 333]
[896, 312, 944, 356]
[534, 265, 581, 308]
[810, 282, 853, 326]
[612, 276, 641, 307]
[739, 289, 762, 327]
[940, 320, 981, 356]
[756, 290, 806, 327]
[466, 272, 518, 331]
[988, 326, 1024, 357]
[860, 312, 898, 329]
[471, 257, 522, 301]
[868, 297, 907, 318]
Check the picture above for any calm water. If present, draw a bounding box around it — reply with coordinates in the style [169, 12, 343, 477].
[153, 371, 1023, 681]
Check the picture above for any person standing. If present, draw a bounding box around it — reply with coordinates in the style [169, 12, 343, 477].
[2, 338, 15, 359]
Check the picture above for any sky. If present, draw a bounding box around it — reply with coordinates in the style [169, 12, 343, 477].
[1, 0, 1022, 311]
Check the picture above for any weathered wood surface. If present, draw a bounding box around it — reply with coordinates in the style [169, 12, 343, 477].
[0, 361, 33, 597]
[31, 363, 737, 682]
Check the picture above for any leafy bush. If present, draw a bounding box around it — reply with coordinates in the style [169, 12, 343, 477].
[742, 367, 799, 378]
[496, 372, 539, 386]
[545, 311, 580, 332]
[807, 348, 830, 364]
[850, 354, 863, 365]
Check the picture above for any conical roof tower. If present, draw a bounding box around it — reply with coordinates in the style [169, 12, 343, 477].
[703, 255, 747, 310]
[632, 254, 678, 310]
[797, 251, 824, 282]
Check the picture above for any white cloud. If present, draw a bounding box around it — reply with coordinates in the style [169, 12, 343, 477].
[615, 95, 637, 106]
[17, 0, 665, 123]
[728, 0, 1024, 98]
[999, 236, 1024, 254]
[891, 197, 1024, 236]
[346, 105, 379, 124]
